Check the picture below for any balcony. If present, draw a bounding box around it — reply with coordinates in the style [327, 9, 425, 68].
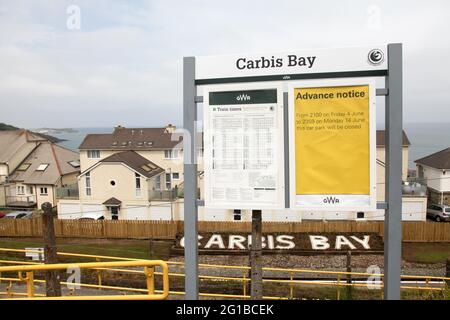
[6, 196, 36, 208]
[148, 189, 179, 201]
[402, 180, 427, 197]
[56, 184, 79, 199]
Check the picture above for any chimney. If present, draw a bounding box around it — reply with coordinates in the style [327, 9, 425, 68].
[165, 124, 176, 133]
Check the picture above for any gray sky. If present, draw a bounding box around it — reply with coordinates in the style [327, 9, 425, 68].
[1, 0, 449, 128]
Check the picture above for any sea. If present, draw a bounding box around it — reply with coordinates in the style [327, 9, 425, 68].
[44, 123, 450, 171]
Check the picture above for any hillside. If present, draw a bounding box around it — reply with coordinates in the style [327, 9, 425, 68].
[0, 122, 63, 143]
[0, 123, 19, 130]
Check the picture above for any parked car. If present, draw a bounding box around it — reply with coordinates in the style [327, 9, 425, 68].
[77, 213, 105, 221]
[426, 204, 450, 222]
[0, 212, 6, 219]
[3, 211, 33, 219]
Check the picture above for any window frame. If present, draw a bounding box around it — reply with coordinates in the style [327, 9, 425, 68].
[40, 187, 48, 195]
[85, 172, 92, 196]
[164, 149, 180, 159]
[36, 163, 49, 171]
[172, 172, 180, 180]
[165, 173, 172, 189]
[87, 150, 101, 159]
[17, 186, 25, 195]
[135, 173, 142, 197]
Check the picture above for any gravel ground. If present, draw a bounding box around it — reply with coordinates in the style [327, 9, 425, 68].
[169, 254, 447, 278]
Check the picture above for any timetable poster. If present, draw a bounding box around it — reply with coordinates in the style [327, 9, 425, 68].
[203, 87, 284, 209]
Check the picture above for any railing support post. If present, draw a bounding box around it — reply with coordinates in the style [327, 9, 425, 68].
[145, 266, 155, 295]
[26, 271, 34, 297]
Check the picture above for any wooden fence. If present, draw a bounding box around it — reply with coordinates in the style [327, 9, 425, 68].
[1, 219, 450, 242]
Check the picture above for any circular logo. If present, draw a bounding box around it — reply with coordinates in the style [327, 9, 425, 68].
[368, 49, 384, 65]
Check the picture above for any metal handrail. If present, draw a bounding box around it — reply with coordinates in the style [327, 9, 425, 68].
[1, 247, 449, 300]
[0, 260, 169, 300]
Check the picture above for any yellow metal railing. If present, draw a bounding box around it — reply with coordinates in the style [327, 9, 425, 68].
[0, 259, 169, 300]
[0, 247, 449, 300]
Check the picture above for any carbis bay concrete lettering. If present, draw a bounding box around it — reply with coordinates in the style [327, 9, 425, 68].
[176, 232, 383, 252]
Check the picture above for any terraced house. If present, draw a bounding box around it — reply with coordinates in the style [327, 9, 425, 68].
[57, 125, 427, 222]
[57, 124, 202, 220]
[0, 130, 80, 208]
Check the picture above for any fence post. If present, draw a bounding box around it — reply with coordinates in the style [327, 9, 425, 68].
[41, 202, 62, 297]
[250, 209, 263, 300]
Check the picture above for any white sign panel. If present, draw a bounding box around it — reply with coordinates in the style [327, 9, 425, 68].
[196, 45, 387, 81]
[203, 83, 285, 209]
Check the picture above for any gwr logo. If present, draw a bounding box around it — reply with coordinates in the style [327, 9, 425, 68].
[323, 196, 340, 204]
[236, 94, 251, 101]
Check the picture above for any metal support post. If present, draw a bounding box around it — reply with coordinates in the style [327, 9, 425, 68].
[384, 43, 403, 300]
[183, 56, 199, 300]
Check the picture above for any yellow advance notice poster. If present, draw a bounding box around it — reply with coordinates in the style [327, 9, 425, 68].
[291, 83, 375, 211]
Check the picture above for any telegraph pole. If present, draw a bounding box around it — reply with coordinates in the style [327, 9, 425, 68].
[41, 202, 62, 297]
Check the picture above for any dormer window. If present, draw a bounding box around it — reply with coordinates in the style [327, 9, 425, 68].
[68, 160, 80, 168]
[87, 150, 100, 158]
[164, 149, 180, 159]
[36, 163, 49, 171]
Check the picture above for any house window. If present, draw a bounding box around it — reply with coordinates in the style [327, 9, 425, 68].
[110, 207, 119, 220]
[86, 172, 91, 196]
[172, 172, 180, 180]
[357, 212, 365, 219]
[28, 186, 34, 194]
[36, 164, 49, 171]
[155, 175, 161, 190]
[17, 186, 25, 195]
[40, 187, 48, 195]
[68, 160, 80, 168]
[166, 173, 172, 189]
[164, 149, 180, 159]
[87, 150, 100, 158]
[135, 173, 141, 197]
[17, 163, 31, 171]
[233, 209, 242, 221]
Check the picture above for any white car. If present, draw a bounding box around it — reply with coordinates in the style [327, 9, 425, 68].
[426, 204, 450, 222]
[4, 211, 33, 219]
[77, 213, 105, 220]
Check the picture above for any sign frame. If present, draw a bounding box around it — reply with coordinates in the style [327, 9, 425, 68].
[287, 78, 377, 212]
[183, 43, 403, 300]
[202, 82, 285, 210]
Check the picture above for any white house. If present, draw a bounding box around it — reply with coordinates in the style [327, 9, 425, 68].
[415, 147, 450, 206]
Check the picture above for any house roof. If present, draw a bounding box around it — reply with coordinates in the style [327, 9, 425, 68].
[79, 126, 183, 150]
[9, 142, 80, 185]
[376, 130, 410, 147]
[0, 130, 46, 164]
[99, 150, 164, 178]
[103, 197, 122, 206]
[415, 147, 450, 170]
